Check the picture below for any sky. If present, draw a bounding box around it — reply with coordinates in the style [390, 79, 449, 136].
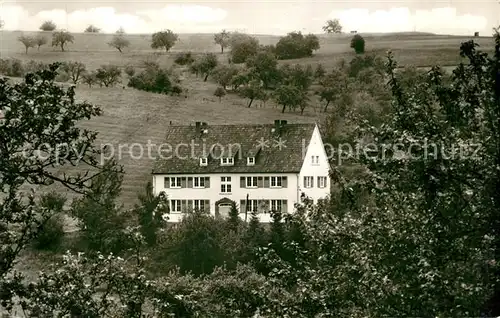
[0, 1, 497, 35]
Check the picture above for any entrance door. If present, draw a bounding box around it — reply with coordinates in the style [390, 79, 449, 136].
[218, 203, 232, 218]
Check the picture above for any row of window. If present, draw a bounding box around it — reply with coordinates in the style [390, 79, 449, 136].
[170, 199, 209, 212]
[168, 199, 288, 213]
[304, 176, 327, 188]
[241, 199, 288, 213]
[242, 176, 287, 188]
[165, 176, 327, 192]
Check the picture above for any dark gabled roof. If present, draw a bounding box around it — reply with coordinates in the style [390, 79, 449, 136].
[152, 122, 316, 174]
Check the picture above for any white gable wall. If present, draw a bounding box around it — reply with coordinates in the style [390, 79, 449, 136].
[298, 124, 331, 202]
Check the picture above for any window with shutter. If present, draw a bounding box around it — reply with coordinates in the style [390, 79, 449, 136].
[263, 177, 270, 188]
[204, 200, 210, 212]
[240, 177, 245, 188]
[282, 200, 288, 212]
[205, 177, 210, 188]
[164, 177, 170, 188]
[240, 200, 246, 213]
[282, 176, 288, 188]
[187, 177, 193, 188]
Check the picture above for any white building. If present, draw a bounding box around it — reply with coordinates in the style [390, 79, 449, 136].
[152, 120, 331, 222]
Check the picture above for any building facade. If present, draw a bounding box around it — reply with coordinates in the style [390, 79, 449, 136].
[152, 120, 331, 222]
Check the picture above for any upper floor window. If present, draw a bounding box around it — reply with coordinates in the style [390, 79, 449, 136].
[318, 176, 327, 188]
[221, 157, 234, 166]
[221, 176, 232, 193]
[246, 176, 258, 188]
[200, 157, 208, 166]
[270, 176, 283, 188]
[247, 157, 255, 165]
[304, 176, 314, 188]
[170, 177, 181, 188]
[311, 155, 319, 165]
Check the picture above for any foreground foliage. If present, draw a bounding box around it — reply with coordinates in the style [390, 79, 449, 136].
[2, 31, 500, 317]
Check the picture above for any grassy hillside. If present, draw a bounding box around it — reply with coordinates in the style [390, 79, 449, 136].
[2, 30, 496, 208]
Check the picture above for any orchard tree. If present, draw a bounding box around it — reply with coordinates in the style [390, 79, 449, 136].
[275, 32, 320, 59]
[351, 34, 365, 54]
[214, 29, 231, 53]
[274, 84, 307, 113]
[61, 61, 86, 84]
[214, 87, 226, 101]
[151, 30, 178, 52]
[196, 53, 218, 82]
[228, 32, 259, 64]
[39, 20, 56, 31]
[17, 35, 35, 54]
[84, 24, 100, 33]
[211, 64, 239, 90]
[34, 34, 48, 50]
[322, 18, 342, 33]
[239, 79, 264, 108]
[95, 65, 121, 87]
[52, 30, 74, 52]
[246, 51, 280, 89]
[81, 71, 97, 88]
[108, 31, 130, 53]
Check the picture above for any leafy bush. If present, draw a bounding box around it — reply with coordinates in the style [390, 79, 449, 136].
[0, 58, 24, 77]
[350, 34, 365, 54]
[275, 32, 320, 60]
[33, 213, 65, 251]
[124, 64, 135, 77]
[174, 51, 195, 65]
[128, 68, 174, 94]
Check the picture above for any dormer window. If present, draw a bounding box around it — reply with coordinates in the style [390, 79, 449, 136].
[247, 157, 255, 166]
[220, 157, 234, 166]
[200, 157, 208, 166]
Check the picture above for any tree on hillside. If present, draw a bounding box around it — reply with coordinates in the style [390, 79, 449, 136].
[51, 30, 74, 52]
[246, 51, 280, 89]
[61, 61, 86, 84]
[108, 31, 130, 53]
[214, 29, 231, 54]
[274, 84, 308, 113]
[239, 79, 264, 108]
[151, 30, 178, 52]
[196, 53, 218, 82]
[34, 34, 48, 50]
[350, 34, 365, 54]
[39, 20, 56, 31]
[322, 18, 342, 33]
[95, 65, 121, 87]
[81, 71, 97, 88]
[228, 32, 259, 64]
[17, 35, 35, 54]
[84, 25, 100, 33]
[275, 32, 320, 60]
[211, 64, 239, 90]
[314, 63, 326, 79]
[214, 87, 226, 102]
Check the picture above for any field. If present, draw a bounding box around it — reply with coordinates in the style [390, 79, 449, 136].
[0, 30, 496, 207]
